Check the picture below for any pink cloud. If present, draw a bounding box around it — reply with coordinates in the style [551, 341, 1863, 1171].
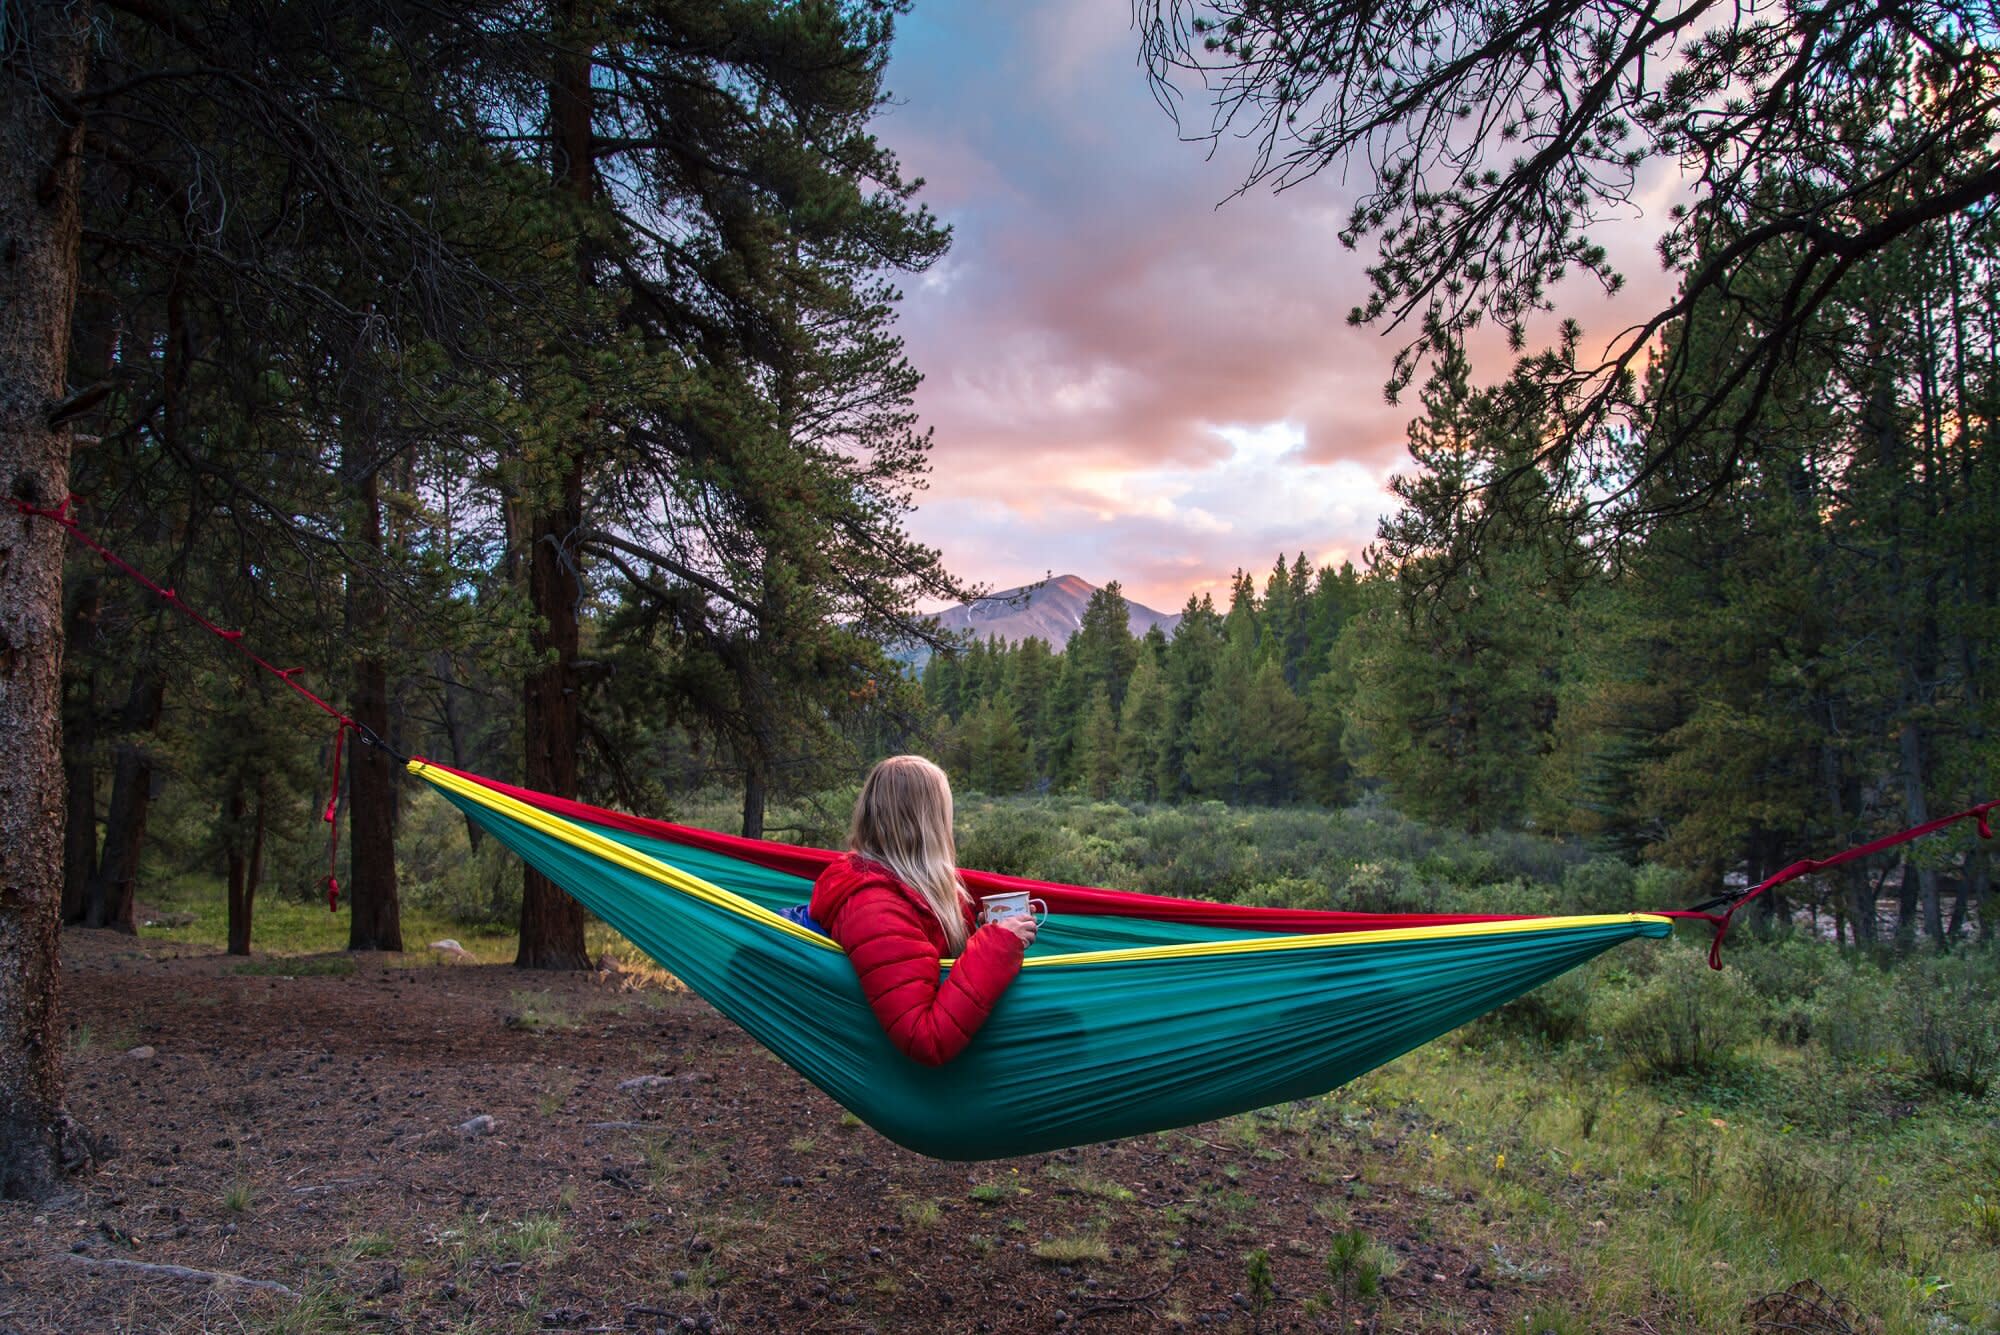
[881, 10, 1678, 612]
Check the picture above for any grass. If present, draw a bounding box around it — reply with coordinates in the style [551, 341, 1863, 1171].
[222, 1181, 254, 1213]
[132, 868, 656, 969]
[1045, 1164, 1135, 1202]
[898, 1197, 942, 1229]
[341, 1231, 395, 1261]
[968, 1183, 1026, 1204]
[500, 1213, 569, 1262]
[1335, 1035, 2000, 1333]
[250, 1285, 357, 1334]
[1032, 1234, 1112, 1265]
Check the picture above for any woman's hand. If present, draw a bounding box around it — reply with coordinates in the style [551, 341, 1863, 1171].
[997, 913, 1038, 948]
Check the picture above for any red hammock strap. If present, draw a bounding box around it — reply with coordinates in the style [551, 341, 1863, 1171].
[1671, 797, 2000, 969]
[11, 493, 361, 911]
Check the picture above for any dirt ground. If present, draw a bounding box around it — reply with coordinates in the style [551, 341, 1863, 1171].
[0, 929, 1578, 1334]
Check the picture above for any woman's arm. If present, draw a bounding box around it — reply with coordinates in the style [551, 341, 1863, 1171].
[833, 887, 1026, 1066]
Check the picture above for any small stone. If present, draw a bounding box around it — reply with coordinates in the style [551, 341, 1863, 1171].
[456, 1115, 496, 1137]
[671, 1269, 690, 1286]
[126, 1046, 156, 1061]
[867, 1246, 882, 1259]
[619, 1076, 674, 1092]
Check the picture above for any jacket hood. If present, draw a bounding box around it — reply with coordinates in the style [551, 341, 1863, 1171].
[809, 853, 907, 928]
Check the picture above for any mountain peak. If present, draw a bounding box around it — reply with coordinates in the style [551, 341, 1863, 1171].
[906, 576, 1180, 666]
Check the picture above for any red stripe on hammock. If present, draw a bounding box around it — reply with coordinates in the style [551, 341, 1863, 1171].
[418, 760, 1530, 933]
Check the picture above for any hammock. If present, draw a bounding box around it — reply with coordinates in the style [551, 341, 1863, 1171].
[412, 759, 1670, 1160]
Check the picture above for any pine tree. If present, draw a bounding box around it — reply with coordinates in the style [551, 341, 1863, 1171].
[1186, 641, 1254, 801]
[1074, 687, 1122, 800]
[1238, 659, 1311, 803]
[1116, 651, 1171, 801]
[1160, 594, 1225, 798]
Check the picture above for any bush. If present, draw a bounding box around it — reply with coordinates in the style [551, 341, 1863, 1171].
[1897, 949, 2000, 1096]
[1473, 965, 1595, 1046]
[1599, 943, 1758, 1078]
[1239, 876, 1326, 910]
[1561, 857, 1638, 914]
[1805, 960, 1896, 1068]
[398, 797, 521, 926]
[956, 802, 1071, 879]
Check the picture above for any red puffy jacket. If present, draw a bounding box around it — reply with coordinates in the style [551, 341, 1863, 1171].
[809, 854, 1024, 1066]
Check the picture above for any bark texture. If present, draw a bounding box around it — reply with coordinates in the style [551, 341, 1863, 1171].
[517, 458, 589, 969]
[344, 458, 401, 951]
[224, 776, 265, 957]
[82, 667, 161, 932]
[0, 0, 91, 1200]
[516, 3, 592, 971]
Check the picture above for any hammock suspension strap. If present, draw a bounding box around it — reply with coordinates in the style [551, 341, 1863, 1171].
[9, 492, 407, 910]
[1658, 797, 2000, 968]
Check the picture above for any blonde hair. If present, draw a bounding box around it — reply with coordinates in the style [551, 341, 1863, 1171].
[849, 755, 970, 952]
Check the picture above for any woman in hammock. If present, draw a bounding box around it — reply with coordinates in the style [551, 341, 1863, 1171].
[809, 755, 1037, 1065]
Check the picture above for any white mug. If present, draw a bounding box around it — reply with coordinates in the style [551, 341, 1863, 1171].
[978, 891, 1047, 927]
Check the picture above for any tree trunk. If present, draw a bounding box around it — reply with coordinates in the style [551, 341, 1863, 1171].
[1946, 873, 1968, 939]
[742, 762, 767, 841]
[83, 667, 162, 933]
[516, 0, 593, 971]
[1896, 721, 1942, 947]
[225, 776, 266, 957]
[518, 459, 590, 969]
[344, 461, 402, 951]
[1973, 848, 1994, 944]
[60, 577, 101, 924]
[0, 0, 92, 1201]
[1894, 852, 1921, 947]
[437, 650, 482, 852]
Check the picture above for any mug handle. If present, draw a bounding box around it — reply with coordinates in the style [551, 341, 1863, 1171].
[1029, 898, 1048, 925]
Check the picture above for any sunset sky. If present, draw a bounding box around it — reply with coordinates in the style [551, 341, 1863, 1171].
[879, 3, 1683, 613]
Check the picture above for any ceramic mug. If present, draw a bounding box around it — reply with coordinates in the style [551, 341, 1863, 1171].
[977, 891, 1048, 927]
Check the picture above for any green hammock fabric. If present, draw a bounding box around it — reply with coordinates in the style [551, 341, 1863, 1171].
[418, 762, 1670, 1160]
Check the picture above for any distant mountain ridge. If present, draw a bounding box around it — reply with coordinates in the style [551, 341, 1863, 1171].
[921, 575, 1181, 654]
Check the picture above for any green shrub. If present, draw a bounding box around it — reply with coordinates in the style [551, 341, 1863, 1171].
[398, 796, 522, 926]
[1897, 949, 2000, 1096]
[1454, 877, 1566, 916]
[1475, 966, 1595, 1046]
[955, 801, 1067, 878]
[1599, 943, 1758, 1078]
[1561, 857, 1638, 914]
[1807, 961, 1896, 1068]
[1239, 876, 1326, 910]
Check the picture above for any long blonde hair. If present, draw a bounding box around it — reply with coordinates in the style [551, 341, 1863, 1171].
[849, 755, 970, 951]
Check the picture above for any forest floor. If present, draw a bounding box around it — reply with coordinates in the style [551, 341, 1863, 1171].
[0, 927, 1582, 1335]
